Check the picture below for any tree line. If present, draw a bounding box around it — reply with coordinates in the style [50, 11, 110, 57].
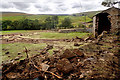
[1, 16, 74, 30]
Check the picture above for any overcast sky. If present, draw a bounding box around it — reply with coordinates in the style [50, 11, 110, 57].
[0, 0, 118, 14]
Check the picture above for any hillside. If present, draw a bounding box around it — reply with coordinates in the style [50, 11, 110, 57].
[1, 12, 32, 17]
[73, 11, 102, 18]
[1, 11, 101, 26]
[1, 10, 101, 17]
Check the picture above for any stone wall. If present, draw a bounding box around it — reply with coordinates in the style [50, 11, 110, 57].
[58, 28, 92, 33]
[101, 7, 120, 34]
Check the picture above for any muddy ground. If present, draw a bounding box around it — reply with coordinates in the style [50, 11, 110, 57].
[1, 31, 120, 80]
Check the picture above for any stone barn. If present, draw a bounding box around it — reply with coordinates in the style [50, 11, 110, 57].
[92, 7, 120, 37]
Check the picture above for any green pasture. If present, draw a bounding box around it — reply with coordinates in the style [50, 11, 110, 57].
[28, 32, 90, 39]
[2, 43, 46, 62]
[1, 15, 92, 26]
[1, 30, 91, 62]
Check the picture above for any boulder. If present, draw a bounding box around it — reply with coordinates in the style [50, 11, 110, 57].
[61, 49, 76, 59]
[73, 49, 84, 57]
[56, 58, 73, 73]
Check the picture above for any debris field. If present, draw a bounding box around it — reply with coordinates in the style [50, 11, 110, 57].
[1, 31, 120, 80]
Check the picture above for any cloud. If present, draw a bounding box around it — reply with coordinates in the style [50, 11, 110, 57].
[0, 1, 13, 9]
[35, 4, 52, 12]
[12, 2, 30, 11]
[39, 7, 52, 12]
[0, 0, 110, 14]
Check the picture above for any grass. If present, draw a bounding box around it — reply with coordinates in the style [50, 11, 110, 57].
[28, 32, 90, 39]
[1, 41, 86, 62]
[1, 30, 91, 62]
[2, 30, 91, 39]
[2, 42, 46, 61]
[1, 30, 29, 35]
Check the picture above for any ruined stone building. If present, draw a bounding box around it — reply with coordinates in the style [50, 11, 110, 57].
[92, 7, 120, 37]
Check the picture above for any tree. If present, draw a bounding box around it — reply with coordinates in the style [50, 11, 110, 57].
[51, 16, 59, 29]
[102, 0, 120, 7]
[44, 17, 53, 29]
[61, 17, 72, 28]
[2, 20, 12, 30]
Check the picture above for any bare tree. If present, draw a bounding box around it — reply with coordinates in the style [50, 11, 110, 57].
[102, 0, 120, 8]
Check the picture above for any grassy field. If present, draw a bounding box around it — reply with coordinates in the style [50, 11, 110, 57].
[1, 30, 29, 35]
[2, 43, 46, 61]
[1, 30, 91, 62]
[1, 15, 92, 26]
[1, 30, 90, 39]
[28, 32, 90, 39]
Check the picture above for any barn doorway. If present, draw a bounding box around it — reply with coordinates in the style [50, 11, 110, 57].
[97, 13, 111, 35]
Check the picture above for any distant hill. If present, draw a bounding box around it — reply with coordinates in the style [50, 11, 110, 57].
[72, 11, 102, 18]
[1, 12, 32, 17]
[1, 11, 100, 26]
[1, 11, 102, 17]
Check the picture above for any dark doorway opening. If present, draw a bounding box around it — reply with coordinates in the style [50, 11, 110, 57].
[97, 13, 111, 35]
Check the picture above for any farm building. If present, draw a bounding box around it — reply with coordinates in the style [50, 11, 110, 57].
[92, 7, 120, 37]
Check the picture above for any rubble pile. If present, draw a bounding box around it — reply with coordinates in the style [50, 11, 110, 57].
[2, 32, 120, 80]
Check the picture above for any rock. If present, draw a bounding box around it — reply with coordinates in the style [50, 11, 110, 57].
[8, 56, 11, 57]
[61, 49, 76, 59]
[73, 49, 84, 57]
[56, 58, 73, 73]
[14, 57, 20, 60]
[87, 40, 92, 43]
[14, 56, 23, 60]
[6, 72, 20, 79]
[41, 63, 50, 71]
[79, 73, 84, 79]
[76, 62, 83, 67]
[75, 36, 84, 41]
[97, 31, 108, 41]
[53, 50, 60, 54]
[46, 44, 53, 50]
[5, 52, 9, 55]
[17, 53, 21, 55]
[70, 57, 78, 63]
[8, 38, 14, 41]
[20, 34, 23, 36]
[74, 43, 80, 46]
[18, 55, 23, 58]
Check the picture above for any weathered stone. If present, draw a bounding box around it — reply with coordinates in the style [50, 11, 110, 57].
[6, 72, 20, 79]
[18, 53, 21, 55]
[70, 57, 78, 63]
[5, 52, 9, 55]
[18, 55, 23, 58]
[73, 49, 84, 57]
[87, 40, 92, 43]
[46, 44, 53, 50]
[56, 58, 73, 73]
[8, 56, 11, 57]
[53, 50, 60, 54]
[75, 36, 84, 41]
[74, 43, 80, 46]
[61, 49, 76, 59]
[41, 63, 50, 71]
[14, 56, 22, 60]
[14, 57, 20, 60]
[8, 38, 14, 41]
